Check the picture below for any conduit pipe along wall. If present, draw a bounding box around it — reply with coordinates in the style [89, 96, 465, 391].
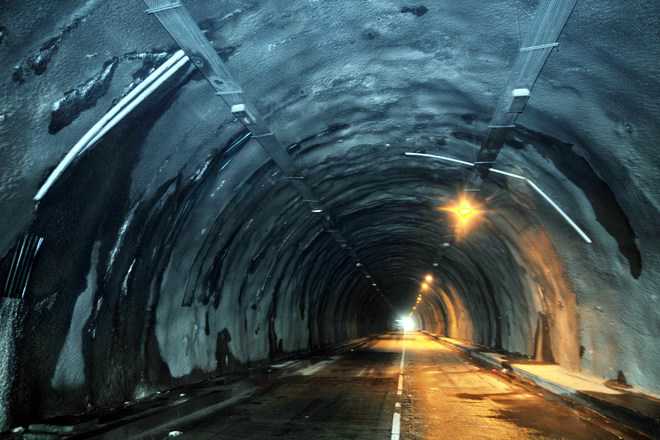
[1, 0, 660, 430]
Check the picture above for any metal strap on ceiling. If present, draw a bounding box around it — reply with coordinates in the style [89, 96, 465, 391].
[143, 0, 391, 307]
[468, 0, 578, 186]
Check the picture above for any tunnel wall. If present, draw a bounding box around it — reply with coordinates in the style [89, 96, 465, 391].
[0, 15, 390, 424]
[0, 107, 390, 425]
[2, 0, 660, 431]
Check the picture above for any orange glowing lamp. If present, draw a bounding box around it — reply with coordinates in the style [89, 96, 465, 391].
[441, 194, 484, 237]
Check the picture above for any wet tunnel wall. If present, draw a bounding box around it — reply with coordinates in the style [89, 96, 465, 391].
[1, 0, 660, 430]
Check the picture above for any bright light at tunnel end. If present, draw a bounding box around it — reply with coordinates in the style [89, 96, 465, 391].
[397, 315, 416, 332]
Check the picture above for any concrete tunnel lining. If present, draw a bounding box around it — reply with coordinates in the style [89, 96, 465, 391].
[1, 0, 659, 430]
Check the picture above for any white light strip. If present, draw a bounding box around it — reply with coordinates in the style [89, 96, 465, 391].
[34, 50, 189, 201]
[488, 167, 526, 180]
[403, 152, 474, 168]
[491, 167, 593, 243]
[525, 179, 593, 244]
[86, 56, 189, 148]
[405, 152, 593, 244]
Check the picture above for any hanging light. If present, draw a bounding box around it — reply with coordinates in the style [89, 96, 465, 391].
[441, 194, 484, 237]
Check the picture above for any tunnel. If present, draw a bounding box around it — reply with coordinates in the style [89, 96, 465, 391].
[1, 1, 660, 438]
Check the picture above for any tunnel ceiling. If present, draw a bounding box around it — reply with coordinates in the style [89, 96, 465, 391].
[1, 0, 660, 425]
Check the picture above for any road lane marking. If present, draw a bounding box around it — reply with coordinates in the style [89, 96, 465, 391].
[270, 360, 297, 369]
[391, 412, 401, 440]
[295, 357, 338, 376]
[390, 331, 407, 440]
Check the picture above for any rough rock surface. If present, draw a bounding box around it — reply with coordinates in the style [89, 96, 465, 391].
[0, 0, 659, 429]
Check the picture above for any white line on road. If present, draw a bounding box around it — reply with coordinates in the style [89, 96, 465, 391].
[296, 357, 338, 376]
[270, 360, 297, 369]
[390, 331, 407, 440]
[391, 412, 401, 440]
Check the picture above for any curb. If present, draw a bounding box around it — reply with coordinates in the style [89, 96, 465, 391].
[422, 331, 660, 438]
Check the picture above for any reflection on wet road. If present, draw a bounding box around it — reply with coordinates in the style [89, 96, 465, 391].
[171, 332, 637, 439]
[398, 333, 633, 439]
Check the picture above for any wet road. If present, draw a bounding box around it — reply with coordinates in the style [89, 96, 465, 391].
[170, 332, 636, 439]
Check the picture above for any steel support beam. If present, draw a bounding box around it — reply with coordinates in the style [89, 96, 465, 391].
[143, 0, 391, 307]
[469, 0, 578, 184]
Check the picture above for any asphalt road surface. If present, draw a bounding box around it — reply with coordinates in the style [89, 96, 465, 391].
[168, 332, 637, 439]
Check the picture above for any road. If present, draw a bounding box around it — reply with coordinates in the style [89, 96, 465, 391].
[168, 332, 637, 439]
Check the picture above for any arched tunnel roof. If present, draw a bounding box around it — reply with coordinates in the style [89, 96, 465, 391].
[0, 0, 659, 429]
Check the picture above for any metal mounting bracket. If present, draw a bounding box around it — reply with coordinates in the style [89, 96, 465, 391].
[145, 2, 182, 14]
[520, 42, 560, 52]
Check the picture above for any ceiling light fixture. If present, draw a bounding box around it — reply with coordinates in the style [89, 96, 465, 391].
[34, 50, 190, 202]
[403, 152, 592, 244]
[440, 193, 484, 238]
